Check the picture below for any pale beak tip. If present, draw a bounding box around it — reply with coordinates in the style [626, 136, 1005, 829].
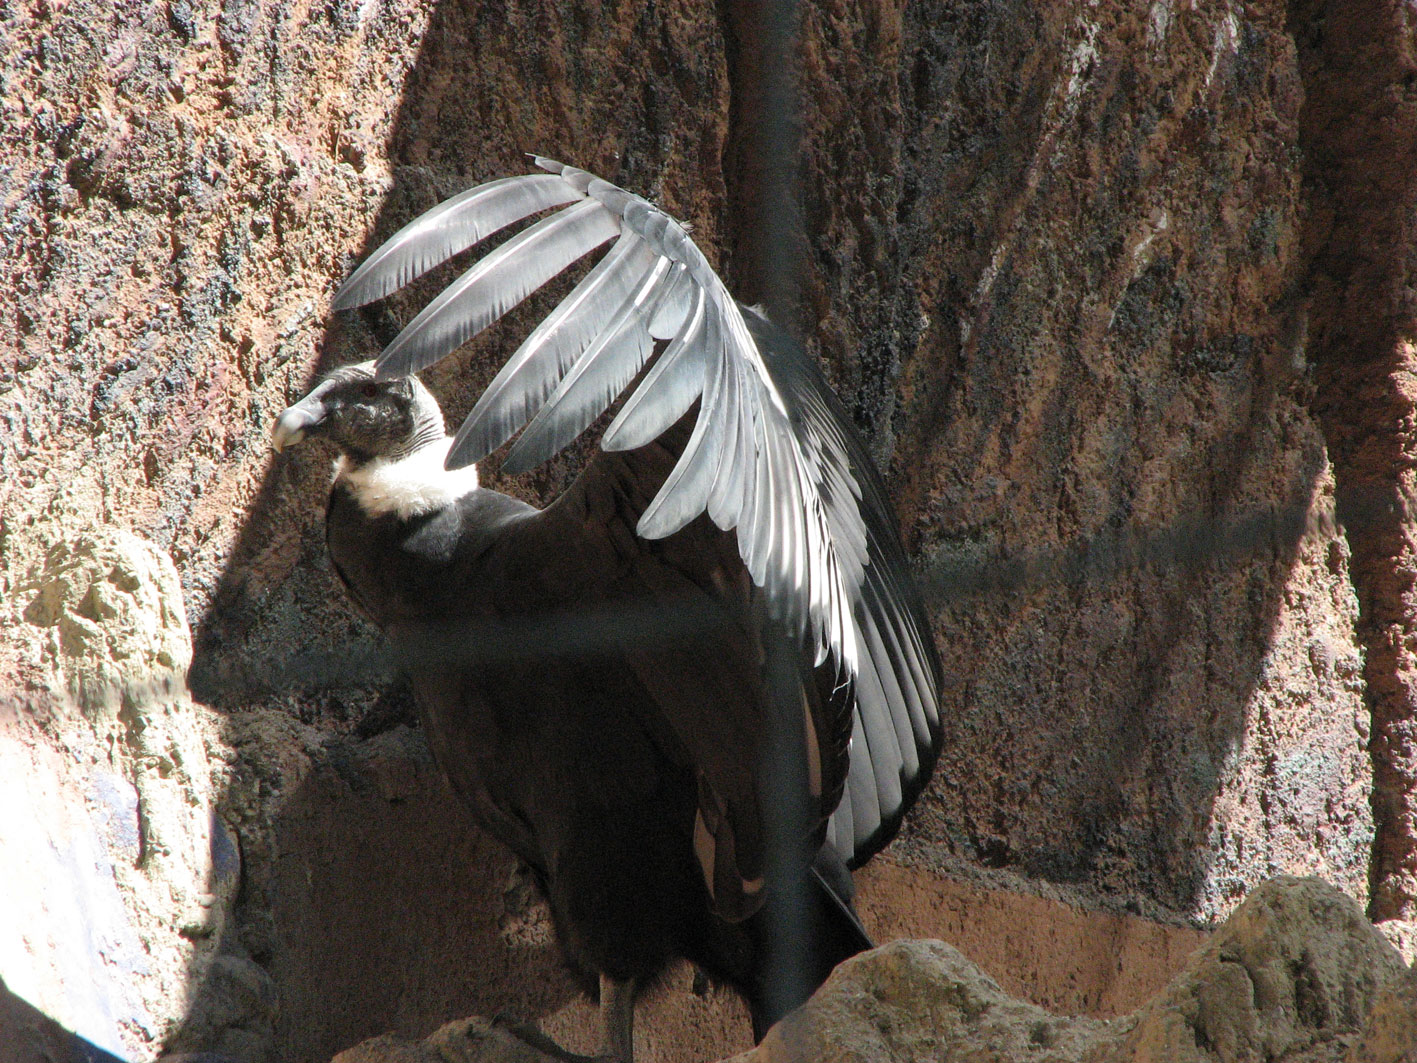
[271, 408, 313, 453]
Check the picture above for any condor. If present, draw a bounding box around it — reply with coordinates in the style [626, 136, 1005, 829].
[272, 159, 941, 1061]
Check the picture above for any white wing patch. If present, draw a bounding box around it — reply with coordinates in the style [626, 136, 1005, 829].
[337, 158, 861, 678]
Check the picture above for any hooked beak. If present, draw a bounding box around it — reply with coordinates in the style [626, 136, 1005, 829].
[271, 395, 328, 452]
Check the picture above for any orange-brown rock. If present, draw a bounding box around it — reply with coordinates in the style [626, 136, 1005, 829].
[329, 879, 1417, 1063]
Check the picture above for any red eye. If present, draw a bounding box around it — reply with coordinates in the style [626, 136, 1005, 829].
[361, 383, 379, 399]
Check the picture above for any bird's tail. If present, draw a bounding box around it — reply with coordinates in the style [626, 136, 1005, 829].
[747, 843, 873, 1041]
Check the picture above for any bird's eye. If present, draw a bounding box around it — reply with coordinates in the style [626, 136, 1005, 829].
[361, 383, 379, 399]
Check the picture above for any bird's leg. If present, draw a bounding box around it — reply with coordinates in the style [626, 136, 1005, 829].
[600, 974, 636, 1063]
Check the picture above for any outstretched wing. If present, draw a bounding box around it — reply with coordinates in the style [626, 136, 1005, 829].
[744, 310, 941, 864]
[333, 159, 941, 865]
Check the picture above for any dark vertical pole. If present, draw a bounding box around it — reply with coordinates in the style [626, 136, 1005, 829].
[757, 630, 816, 1030]
[722, 0, 807, 335]
[725, 0, 816, 1035]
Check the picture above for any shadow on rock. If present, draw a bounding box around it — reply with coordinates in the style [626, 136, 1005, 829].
[0, 979, 127, 1063]
[165, 722, 582, 1063]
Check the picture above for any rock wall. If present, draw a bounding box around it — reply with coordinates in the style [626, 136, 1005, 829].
[897, 0, 1376, 924]
[2, 0, 1414, 1061]
[1291, 0, 1417, 924]
[1, 531, 244, 1059]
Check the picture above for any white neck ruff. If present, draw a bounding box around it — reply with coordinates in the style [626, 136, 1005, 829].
[334, 437, 480, 519]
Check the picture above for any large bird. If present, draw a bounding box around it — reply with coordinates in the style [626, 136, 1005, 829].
[272, 159, 941, 1061]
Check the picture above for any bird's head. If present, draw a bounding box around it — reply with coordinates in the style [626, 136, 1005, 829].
[272, 362, 479, 519]
[271, 361, 446, 465]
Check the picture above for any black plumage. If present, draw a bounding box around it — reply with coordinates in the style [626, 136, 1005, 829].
[273, 162, 942, 1060]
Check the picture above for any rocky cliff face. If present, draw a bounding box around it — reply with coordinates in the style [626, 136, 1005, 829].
[2, 0, 1414, 1061]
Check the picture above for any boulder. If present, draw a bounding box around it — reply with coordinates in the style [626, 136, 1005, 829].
[725, 878, 1409, 1063]
[1, 529, 251, 1061]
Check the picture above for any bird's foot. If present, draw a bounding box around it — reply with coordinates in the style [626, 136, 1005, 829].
[489, 1014, 622, 1063]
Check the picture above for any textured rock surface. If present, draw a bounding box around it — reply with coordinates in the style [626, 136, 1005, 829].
[889, 0, 1371, 925]
[2, 0, 1415, 1060]
[742, 940, 1110, 1063]
[1293, 0, 1417, 925]
[0, 530, 247, 1060]
[726, 878, 1410, 1063]
[1349, 963, 1417, 1063]
[1114, 877, 1402, 1062]
[854, 860, 1208, 1018]
[331, 1019, 571, 1063]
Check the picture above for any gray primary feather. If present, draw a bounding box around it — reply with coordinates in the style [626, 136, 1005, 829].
[453, 234, 653, 465]
[501, 255, 678, 474]
[376, 197, 622, 379]
[332, 159, 941, 864]
[333, 174, 585, 310]
[601, 286, 708, 453]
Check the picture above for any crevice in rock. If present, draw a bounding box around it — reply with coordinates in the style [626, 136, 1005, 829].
[1290, 0, 1417, 921]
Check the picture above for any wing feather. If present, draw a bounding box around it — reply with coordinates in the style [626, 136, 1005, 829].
[859, 598, 918, 780]
[333, 174, 585, 310]
[705, 353, 745, 528]
[866, 578, 933, 751]
[451, 233, 652, 466]
[844, 714, 883, 845]
[730, 366, 761, 561]
[649, 267, 694, 339]
[501, 256, 676, 473]
[601, 286, 708, 452]
[850, 656, 905, 823]
[746, 387, 776, 588]
[375, 198, 621, 379]
[637, 312, 728, 538]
